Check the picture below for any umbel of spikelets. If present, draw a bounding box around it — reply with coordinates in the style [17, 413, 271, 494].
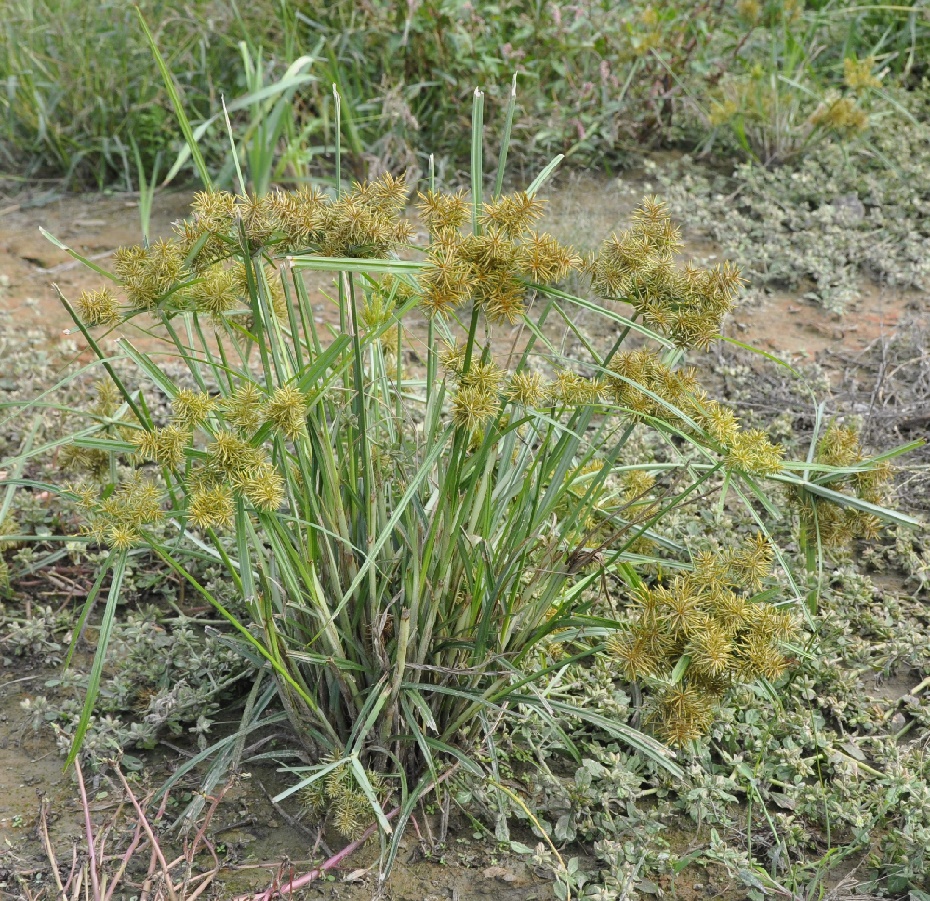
[606, 533, 798, 745]
[789, 423, 892, 551]
[298, 759, 390, 839]
[586, 196, 745, 350]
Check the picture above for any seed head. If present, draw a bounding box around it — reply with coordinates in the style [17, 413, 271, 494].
[460, 361, 507, 396]
[417, 189, 470, 232]
[240, 462, 285, 512]
[479, 192, 545, 238]
[419, 247, 474, 317]
[810, 93, 868, 133]
[172, 390, 216, 429]
[843, 56, 882, 92]
[515, 232, 581, 284]
[237, 193, 278, 248]
[451, 384, 499, 434]
[607, 630, 663, 681]
[735, 634, 789, 681]
[193, 265, 239, 317]
[133, 424, 189, 469]
[725, 429, 783, 476]
[265, 384, 308, 440]
[191, 190, 237, 233]
[655, 682, 715, 746]
[507, 371, 545, 407]
[546, 371, 601, 406]
[274, 185, 329, 248]
[76, 288, 120, 327]
[207, 430, 264, 477]
[223, 382, 265, 434]
[686, 623, 733, 678]
[188, 485, 234, 530]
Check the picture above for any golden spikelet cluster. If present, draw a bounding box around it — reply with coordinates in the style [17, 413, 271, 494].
[237, 193, 278, 248]
[809, 92, 869, 133]
[76, 176, 414, 330]
[479, 191, 545, 237]
[132, 390, 214, 471]
[187, 483, 235, 531]
[450, 379, 503, 434]
[507, 370, 546, 407]
[588, 197, 743, 349]
[133, 423, 189, 469]
[418, 190, 579, 322]
[606, 349, 699, 420]
[735, 0, 761, 24]
[606, 350, 783, 476]
[241, 463, 286, 511]
[265, 384, 308, 440]
[76, 288, 120, 327]
[77, 474, 164, 550]
[708, 97, 740, 128]
[203, 430, 285, 513]
[441, 346, 507, 433]
[417, 189, 470, 233]
[192, 264, 240, 317]
[843, 56, 883, 92]
[545, 370, 602, 406]
[172, 389, 216, 429]
[268, 185, 328, 248]
[0, 514, 18, 589]
[0, 514, 21, 589]
[174, 190, 238, 272]
[0, 513, 19, 554]
[181, 179, 411, 259]
[298, 760, 390, 839]
[621, 468, 656, 503]
[316, 175, 413, 258]
[113, 239, 188, 311]
[223, 382, 265, 434]
[606, 534, 797, 745]
[723, 427, 784, 476]
[790, 423, 892, 550]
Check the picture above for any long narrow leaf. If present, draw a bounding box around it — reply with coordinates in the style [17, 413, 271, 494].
[65, 550, 128, 769]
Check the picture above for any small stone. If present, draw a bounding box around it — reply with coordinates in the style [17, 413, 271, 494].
[221, 829, 256, 845]
[482, 866, 517, 883]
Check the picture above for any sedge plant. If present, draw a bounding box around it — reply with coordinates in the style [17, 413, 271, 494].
[4, 84, 920, 879]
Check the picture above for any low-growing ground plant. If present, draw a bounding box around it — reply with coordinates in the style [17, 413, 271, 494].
[3, 86, 918, 887]
[655, 77, 930, 310]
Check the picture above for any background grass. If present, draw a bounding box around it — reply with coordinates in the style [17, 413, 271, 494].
[2, 0, 929, 188]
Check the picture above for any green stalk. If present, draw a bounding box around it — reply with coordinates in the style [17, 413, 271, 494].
[333, 84, 342, 196]
[471, 88, 484, 234]
[493, 74, 518, 200]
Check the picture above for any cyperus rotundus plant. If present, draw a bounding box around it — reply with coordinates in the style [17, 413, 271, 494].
[7, 85, 919, 883]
